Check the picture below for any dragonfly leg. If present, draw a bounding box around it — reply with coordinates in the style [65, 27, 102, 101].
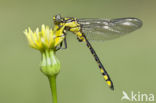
[63, 37, 67, 49]
[56, 42, 63, 51]
[56, 37, 67, 51]
[77, 37, 83, 42]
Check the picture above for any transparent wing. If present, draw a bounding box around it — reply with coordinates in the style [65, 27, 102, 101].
[78, 17, 142, 41]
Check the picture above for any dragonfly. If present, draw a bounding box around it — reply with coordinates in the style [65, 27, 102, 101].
[52, 14, 143, 90]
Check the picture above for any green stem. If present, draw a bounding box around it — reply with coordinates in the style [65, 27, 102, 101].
[48, 76, 57, 103]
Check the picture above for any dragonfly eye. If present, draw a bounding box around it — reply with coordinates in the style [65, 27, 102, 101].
[54, 14, 62, 24]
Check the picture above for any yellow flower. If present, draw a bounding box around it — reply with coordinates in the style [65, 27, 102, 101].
[24, 22, 65, 103]
[24, 24, 62, 76]
[24, 25, 56, 51]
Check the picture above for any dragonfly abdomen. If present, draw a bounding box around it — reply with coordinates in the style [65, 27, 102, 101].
[83, 34, 114, 90]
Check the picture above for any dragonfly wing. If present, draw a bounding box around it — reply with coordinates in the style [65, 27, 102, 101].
[78, 18, 142, 41]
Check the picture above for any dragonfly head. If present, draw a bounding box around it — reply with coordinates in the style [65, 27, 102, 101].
[53, 14, 79, 24]
[53, 14, 64, 25]
[53, 14, 81, 33]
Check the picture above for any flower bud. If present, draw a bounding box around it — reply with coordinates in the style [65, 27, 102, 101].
[40, 50, 60, 77]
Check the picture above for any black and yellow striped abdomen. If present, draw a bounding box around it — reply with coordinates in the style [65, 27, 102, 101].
[83, 34, 114, 90]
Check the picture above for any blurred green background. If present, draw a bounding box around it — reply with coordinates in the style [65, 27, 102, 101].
[0, 0, 155, 103]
